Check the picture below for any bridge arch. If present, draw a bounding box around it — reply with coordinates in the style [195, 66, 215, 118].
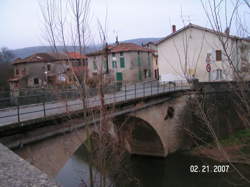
[113, 116, 166, 157]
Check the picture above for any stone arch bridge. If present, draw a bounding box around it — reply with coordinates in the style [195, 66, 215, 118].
[0, 80, 241, 159]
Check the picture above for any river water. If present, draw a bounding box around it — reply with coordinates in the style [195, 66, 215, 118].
[55, 144, 250, 187]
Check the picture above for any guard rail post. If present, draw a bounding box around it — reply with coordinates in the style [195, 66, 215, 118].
[157, 81, 159, 94]
[17, 96, 20, 123]
[43, 88, 46, 118]
[151, 81, 153, 95]
[125, 82, 127, 101]
[143, 82, 145, 97]
[134, 83, 136, 99]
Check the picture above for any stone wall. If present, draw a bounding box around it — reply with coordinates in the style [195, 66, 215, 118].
[0, 143, 58, 186]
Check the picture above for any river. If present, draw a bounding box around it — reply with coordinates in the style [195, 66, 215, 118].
[55, 144, 250, 187]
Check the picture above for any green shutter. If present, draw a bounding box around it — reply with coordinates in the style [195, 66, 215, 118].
[138, 71, 142, 81]
[93, 62, 97, 70]
[116, 72, 123, 81]
[148, 55, 151, 66]
[120, 57, 125, 68]
[104, 61, 108, 71]
[137, 56, 141, 66]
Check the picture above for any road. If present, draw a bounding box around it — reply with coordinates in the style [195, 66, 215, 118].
[0, 81, 190, 126]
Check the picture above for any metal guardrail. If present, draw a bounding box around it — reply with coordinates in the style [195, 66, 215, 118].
[0, 80, 190, 126]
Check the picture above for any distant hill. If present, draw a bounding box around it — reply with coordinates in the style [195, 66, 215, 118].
[10, 37, 162, 59]
[11, 45, 99, 59]
[123, 37, 162, 45]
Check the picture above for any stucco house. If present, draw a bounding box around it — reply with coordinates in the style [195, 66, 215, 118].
[156, 23, 250, 82]
[86, 42, 156, 83]
[9, 52, 87, 90]
[143, 42, 159, 80]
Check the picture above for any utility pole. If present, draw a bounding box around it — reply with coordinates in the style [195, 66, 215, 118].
[105, 43, 109, 74]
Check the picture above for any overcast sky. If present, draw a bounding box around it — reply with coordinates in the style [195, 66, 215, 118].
[0, 0, 225, 49]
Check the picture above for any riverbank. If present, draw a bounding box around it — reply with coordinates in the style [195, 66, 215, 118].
[191, 128, 250, 165]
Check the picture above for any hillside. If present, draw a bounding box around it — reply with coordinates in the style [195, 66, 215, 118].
[10, 37, 162, 59]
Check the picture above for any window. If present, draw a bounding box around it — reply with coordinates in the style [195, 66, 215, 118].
[14, 82, 19, 88]
[16, 69, 19, 75]
[120, 57, 125, 68]
[112, 61, 117, 68]
[137, 54, 141, 66]
[120, 52, 124, 57]
[112, 53, 115, 57]
[138, 71, 142, 81]
[216, 50, 222, 61]
[103, 60, 108, 72]
[47, 64, 51, 71]
[116, 72, 123, 81]
[216, 69, 223, 80]
[144, 69, 147, 78]
[155, 69, 159, 80]
[144, 69, 151, 78]
[147, 53, 151, 66]
[34, 78, 39, 85]
[22, 68, 26, 75]
[93, 58, 97, 70]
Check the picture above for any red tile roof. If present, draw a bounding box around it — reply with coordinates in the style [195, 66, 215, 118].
[87, 43, 155, 56]
[12, 52, 87, 65]
[12, 53, 58, 64]
[66, 52, 87, 59]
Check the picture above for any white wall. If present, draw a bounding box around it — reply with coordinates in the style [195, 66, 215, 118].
[157, 27, 238, 82]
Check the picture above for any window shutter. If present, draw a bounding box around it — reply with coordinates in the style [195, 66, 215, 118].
[120, 57, 125, 68]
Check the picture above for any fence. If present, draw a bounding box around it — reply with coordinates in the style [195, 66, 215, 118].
[0, 80, 190, 126]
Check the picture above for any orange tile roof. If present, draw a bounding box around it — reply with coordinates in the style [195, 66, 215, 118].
[110, 43, 154, 53]
[66, 52, 87, 59]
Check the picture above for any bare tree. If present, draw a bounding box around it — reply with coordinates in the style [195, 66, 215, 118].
[179, 0, 250, 184]
[40, 1, 133, 186]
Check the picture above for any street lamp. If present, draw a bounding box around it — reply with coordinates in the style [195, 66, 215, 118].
[44, 71, 48, 88]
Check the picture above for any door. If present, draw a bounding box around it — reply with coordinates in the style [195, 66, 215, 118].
[116, 72, 123, 81]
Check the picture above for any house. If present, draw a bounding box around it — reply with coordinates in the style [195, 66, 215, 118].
[156, 23, 250, 82]
[143, 42, 159, 80]
[86, 42, 156, 83]
[9, 52, 87, 90]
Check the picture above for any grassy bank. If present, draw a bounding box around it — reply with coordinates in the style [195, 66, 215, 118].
[192, 128, 250, 164]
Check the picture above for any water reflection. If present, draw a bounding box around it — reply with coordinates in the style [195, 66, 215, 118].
[56, 144, 250, 187]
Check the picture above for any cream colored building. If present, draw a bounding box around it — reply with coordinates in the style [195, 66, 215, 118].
[157, 23, 250, 82]
[87, 43, 156, 83]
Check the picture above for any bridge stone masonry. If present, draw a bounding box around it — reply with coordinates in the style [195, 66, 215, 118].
[112, 95, 188, 157]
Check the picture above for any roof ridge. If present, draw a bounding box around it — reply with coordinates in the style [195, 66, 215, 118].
[157, 23, 250, 45]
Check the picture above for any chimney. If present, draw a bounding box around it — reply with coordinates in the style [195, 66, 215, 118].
[172, 25, 176, 33]
[225, 27, 230, 35]
[115, 36, 119, 45]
